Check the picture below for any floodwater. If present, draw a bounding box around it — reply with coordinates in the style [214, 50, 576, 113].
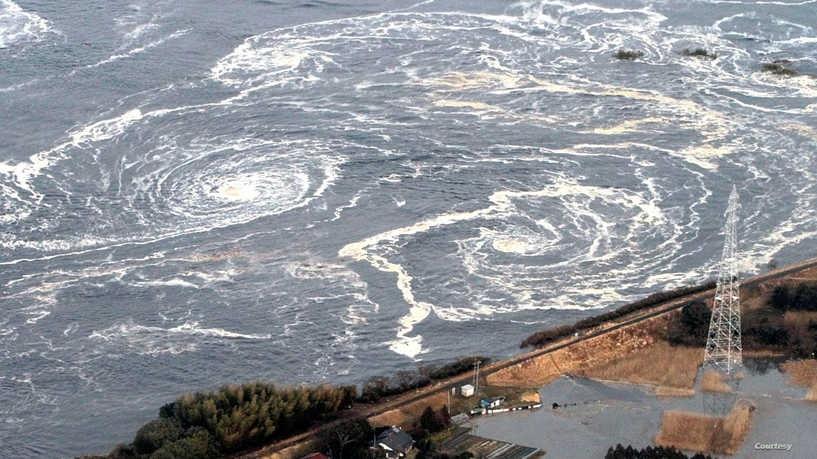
[472, 362, 817, 458]
[2, 0, 817, 456]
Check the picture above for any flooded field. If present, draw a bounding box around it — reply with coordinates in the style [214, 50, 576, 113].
[471, 360, 817, 458]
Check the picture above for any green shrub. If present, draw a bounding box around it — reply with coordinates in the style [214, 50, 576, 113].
[133, 418, 183, 455]
[149, 429, 219, 459]
[520, 325, 576, 348]
[116, 382, 357, 457]
[770, 283, 817, 311]
[419, 406, 449, 433]
[668, 300, 711, 347]
[746, 325, 789, 346]
[422, 357, 490, 380]
[771, 286, 790, 310]
[359, 372, 431, 403]
[106, 443, 136, 458]
[318, 418, 374, 459]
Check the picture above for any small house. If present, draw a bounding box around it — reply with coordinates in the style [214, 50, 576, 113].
[460, 384, 475, 397]
[479, 396, 505, 409]
[376, 426, 414, 459]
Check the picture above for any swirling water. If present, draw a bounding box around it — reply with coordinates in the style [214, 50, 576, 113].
[1, 0, 816, 456]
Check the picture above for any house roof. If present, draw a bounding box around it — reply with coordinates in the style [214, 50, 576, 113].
[376, 427, 414, 453]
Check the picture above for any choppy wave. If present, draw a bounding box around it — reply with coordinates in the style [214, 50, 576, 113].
[3, 0, 816, 354]
[0, 107, 344, 255]
[85, 28, 190, 69]
[2, 0, 817, 453]
[0, 0, 49, 49]
[89, 320, 270, 355]
[340, 176, 685, 357]
[190, 0, 812, 357]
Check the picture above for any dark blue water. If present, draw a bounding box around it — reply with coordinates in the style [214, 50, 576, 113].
[2, 0, 816, 456]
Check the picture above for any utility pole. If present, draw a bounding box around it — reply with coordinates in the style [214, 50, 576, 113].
[447, 386, 451, 416]
[703, 185, 743, 376]
[473, 360, 480, 396]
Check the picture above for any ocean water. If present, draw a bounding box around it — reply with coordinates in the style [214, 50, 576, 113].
[1, 0, 816, 456]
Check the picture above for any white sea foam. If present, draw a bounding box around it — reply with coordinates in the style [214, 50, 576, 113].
[194, 2, 812, 362]
[86, 29, 190, 69]
[4, 0, 817, 372]
[131, 278, 199, 289]
[0, 119, 344, 256]
[89, 320, 270, 355]
[590, 117, 667, 135]
[0, 0, 50, 49]
[427, 63, 734, 169]
[211, 40, 318, 88]
[0, 109, 146, 197]
[340, 178, 669, 358]
[285, 260, 379, 326]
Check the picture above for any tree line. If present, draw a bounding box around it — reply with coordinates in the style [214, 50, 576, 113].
[745, 282, 817, 357]
[605, 444, 712, 459]
[92, 382, 356, 458]
[90, 355, 488, 458]
[770, 283, 817, 312]
[665, 281, 817, 359]
[667, 300, 710, 347]
[521, 282, 716, 348]
[358, 356, 490, 403]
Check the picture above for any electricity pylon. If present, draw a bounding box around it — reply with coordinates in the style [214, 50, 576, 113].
[703, 185, 743, 376]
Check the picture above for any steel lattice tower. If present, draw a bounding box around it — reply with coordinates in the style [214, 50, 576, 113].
[703, 186, 743, 375]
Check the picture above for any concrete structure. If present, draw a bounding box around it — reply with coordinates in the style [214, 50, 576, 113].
[460, 384, 475, 397]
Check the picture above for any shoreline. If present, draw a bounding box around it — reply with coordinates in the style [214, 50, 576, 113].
[237, 255, 817, 459]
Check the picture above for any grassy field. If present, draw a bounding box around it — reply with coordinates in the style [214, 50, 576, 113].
[577, 340, 703, 393]
[655, 400, 755, 455]
[781, 359, 817, 401]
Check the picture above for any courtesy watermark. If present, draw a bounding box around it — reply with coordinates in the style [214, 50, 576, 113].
[754, 442, 792, 452]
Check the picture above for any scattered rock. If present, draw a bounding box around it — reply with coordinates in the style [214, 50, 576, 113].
[680, 48, 717, 60]
[762, 62, 798, 76]
[614, 49, 644, 61]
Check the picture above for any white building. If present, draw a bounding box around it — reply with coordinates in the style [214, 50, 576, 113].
[460, 384, 475, 397]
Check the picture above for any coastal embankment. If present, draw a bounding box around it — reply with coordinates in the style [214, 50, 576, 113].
[240, 255, 817, 459]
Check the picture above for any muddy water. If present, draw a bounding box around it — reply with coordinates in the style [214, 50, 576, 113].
[471, 361, 816, 458]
